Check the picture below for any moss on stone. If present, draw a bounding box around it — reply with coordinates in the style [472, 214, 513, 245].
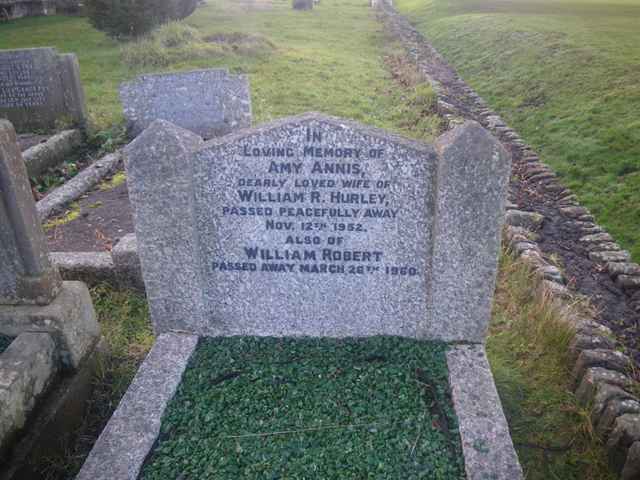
[141, 336, 465, 480]
[43, 202, 80, 230]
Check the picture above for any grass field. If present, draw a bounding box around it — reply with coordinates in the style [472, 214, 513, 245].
[396, 0, 640, 260]
[0, 1, 618, 478]
[0, 0, 439, 141]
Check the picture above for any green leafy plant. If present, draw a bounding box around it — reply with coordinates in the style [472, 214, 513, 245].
[141, 337, 465, 480]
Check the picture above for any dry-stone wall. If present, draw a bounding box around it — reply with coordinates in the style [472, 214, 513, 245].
[374, 2, 640, 477]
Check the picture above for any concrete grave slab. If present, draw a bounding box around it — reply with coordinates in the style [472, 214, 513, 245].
[119, 69, 251, 139]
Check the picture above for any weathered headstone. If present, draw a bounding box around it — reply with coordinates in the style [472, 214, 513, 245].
[125, 113, 509, 341]
[0, 120, 61, 305]
[0, 0, 56, 19]
[119, 69, 252, 139]
[0, 48, 87, 132]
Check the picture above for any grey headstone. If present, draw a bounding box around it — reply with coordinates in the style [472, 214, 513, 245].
[0, 48, 87, 132]
[125, 113, 509, 341]
[423, 122, 511, 341]
[119, 69, 252, 139]
[293, 0, 313, 9]
[124, 121, 206, 334]
[0, 120, 62, 305]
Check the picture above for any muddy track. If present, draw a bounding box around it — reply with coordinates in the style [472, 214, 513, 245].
[378, 5, 640, 362]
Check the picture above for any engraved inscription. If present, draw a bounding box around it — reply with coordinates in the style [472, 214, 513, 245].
[209, 127, 420, 278]
[0, 55, 48, 109]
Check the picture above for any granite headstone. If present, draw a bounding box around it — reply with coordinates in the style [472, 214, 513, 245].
[125, 113, 510, 341]
[119, 69, 252, 139]
[0, 48, 87, 132]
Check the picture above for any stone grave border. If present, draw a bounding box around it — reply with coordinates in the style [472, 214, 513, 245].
[35, 150, 121, 221]
[375, 1, 640, 476]
[18, 129, 84, 179]
[21, 129, 84, 179]
[0, 331, 58, 455]
[76, 335, 520, 480]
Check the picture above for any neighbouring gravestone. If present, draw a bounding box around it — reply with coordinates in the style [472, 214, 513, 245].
[0, 48, 87, 132]
[119, 68, 252, 139]
[0, 0, 56, 20]
[292, 0, 313, 10]
[0, 121, 62, 305]
[0, 124, 99, 480]
[124, 112, 510, 341]
[0, 119, 99, 368]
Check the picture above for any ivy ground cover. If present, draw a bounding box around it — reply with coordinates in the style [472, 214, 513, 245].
[141, 336, 465, 479]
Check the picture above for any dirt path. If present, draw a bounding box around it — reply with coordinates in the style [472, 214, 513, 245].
[45, 173, 134, 252]
[378, 5, 639, 361]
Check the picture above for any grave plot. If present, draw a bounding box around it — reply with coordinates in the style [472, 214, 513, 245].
[77, 113, 521, 479]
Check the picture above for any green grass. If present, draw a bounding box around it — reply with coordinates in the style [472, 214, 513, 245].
[0, 0, 441, 142]
[396, 0, 640, 260]
[488, 251, 616, 480]
[0, 334, 14, 354]
[141, 337, 464, 480]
